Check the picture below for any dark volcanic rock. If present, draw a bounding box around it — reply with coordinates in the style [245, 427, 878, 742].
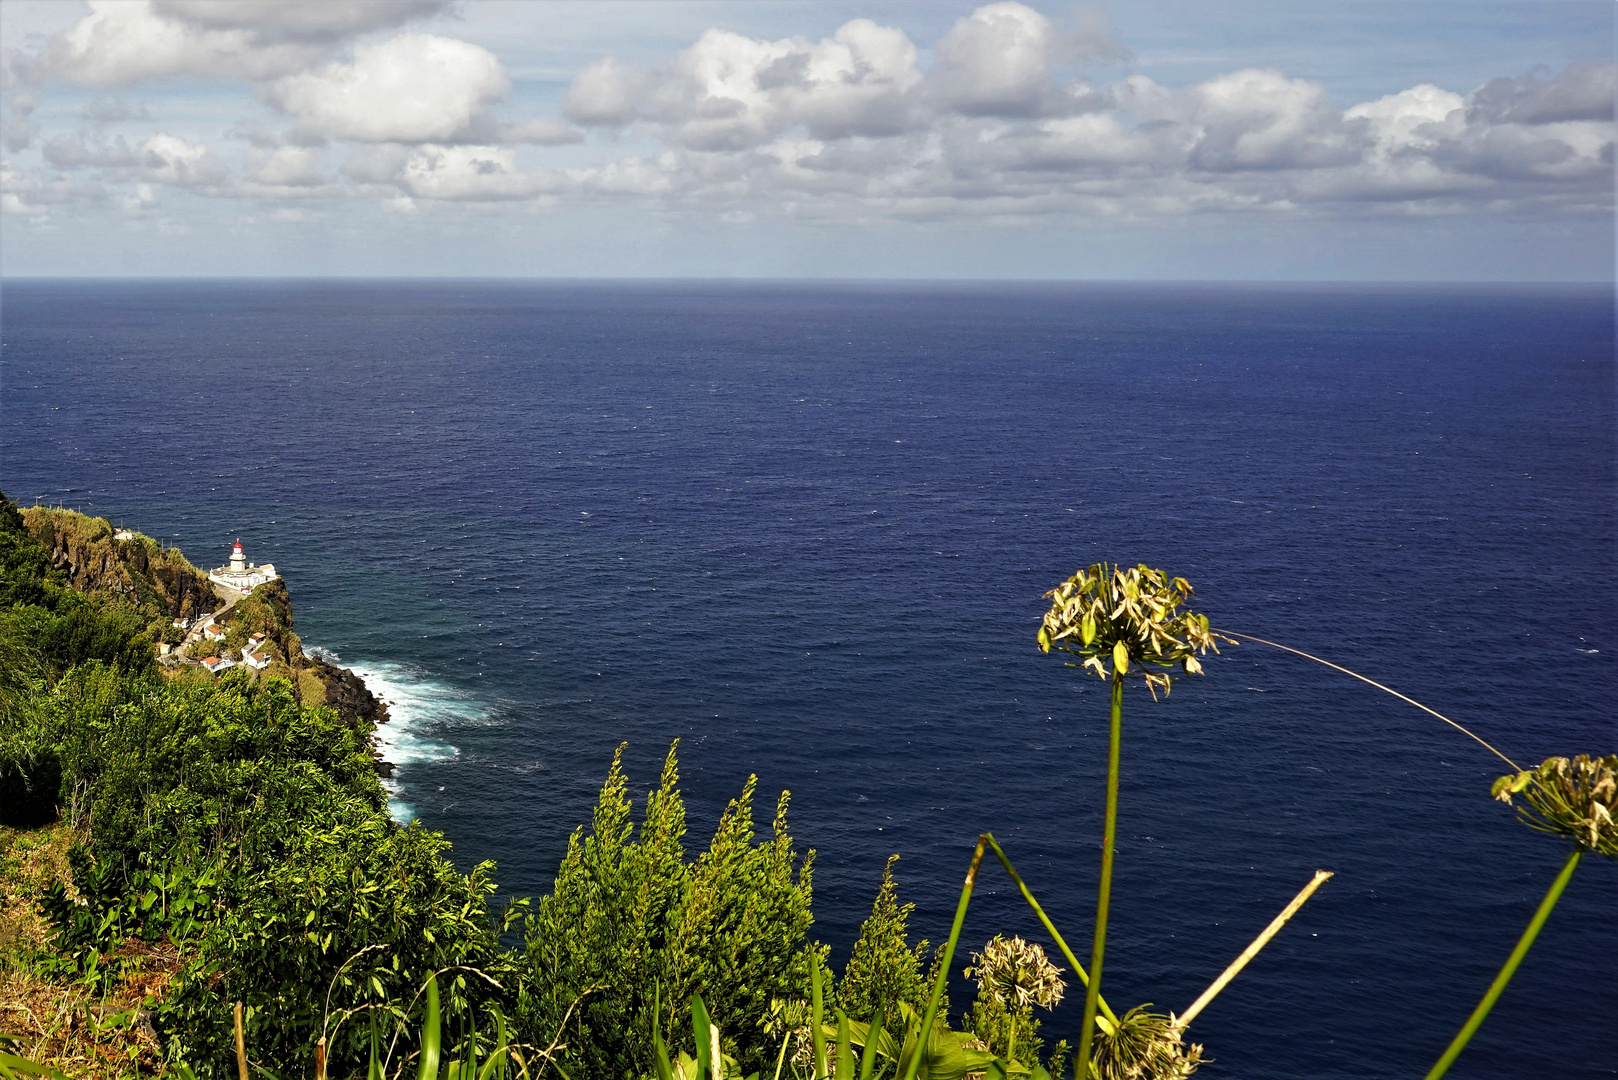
[307, 656, 392, 732]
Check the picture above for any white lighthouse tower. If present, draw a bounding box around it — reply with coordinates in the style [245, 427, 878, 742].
[210, 538, 279, 593]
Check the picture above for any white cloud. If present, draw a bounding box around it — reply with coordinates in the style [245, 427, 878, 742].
[150, 1, 450, 44]
[563, 57, 644, 127]
[16, 0, 451, 86]
[265, 34, 511, 144]
[930, 2, 1061, 117]
[242, 144, 326, 187]
[3, 2, 1609, 225]
[21, 0, 329, 85]
[399, 145, 559, 201]
[499, 117, 584, 145]
[136, 131, 228, 187]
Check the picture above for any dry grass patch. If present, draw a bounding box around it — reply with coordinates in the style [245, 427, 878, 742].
[0, 822, 179, 1077]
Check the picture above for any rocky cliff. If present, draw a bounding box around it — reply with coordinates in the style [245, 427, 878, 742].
[22, 507, 390, 742]
[21, 507, 218, 626]
[217, 578, 391, 733]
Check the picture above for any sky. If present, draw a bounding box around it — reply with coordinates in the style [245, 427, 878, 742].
[0, 0, 1613, 280]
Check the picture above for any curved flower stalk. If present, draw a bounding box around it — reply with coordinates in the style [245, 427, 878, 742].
[1039, 564, 1226, 1080]
[1424, 754, 1616, 1080]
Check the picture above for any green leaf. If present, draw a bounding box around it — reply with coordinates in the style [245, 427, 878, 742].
[692, 994, 712, 1079]
[0, 1054, 73, 1080]
[859, 1009, 885, 1080]
[836, 1010, 852, 1080]
[418, 974, 441, 1080]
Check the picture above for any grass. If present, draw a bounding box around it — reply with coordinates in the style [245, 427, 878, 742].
[0, 823, 178, 1079]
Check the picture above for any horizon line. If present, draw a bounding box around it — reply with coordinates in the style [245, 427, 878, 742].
[1, 275, 1612, 286]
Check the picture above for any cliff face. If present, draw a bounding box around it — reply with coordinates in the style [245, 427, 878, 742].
[217, 578, 391, 733]
[21, 507, 219, 624]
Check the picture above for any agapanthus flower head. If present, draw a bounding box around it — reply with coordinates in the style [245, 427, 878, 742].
[1039, 563, 1231, 697]
[964, 934, 1066, 1011]
[1089, 1006, 1204, 1080]
[1492, 753, 1617, 857]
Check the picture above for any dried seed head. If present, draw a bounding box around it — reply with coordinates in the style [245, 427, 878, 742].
[964, 935, 1066, 1010]
[1492, 754, 1618, 857]
[1090, 1006, 1205, 1080]
[1038, 563, 1233, 698]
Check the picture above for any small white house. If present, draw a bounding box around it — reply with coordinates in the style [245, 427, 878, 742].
[113, 528, 135, 540]
[201, 656, 235, 675]
[202, 624, 226, 642]
[243, 652, 271, 670]
[246, 633, 268, 652]
[172, 617, 190, 630]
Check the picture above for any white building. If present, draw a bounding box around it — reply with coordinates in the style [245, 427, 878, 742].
[201, 656, 235, 675]
[243, 652, 271, 670]
[202, 624, 226, 642]
[209, 539, 278, 594]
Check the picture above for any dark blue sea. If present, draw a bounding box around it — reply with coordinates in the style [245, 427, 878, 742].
[2, 280, 1614, 1078]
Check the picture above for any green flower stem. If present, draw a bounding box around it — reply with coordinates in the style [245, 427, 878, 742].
[1424, 846, 1583, 1080]
[811, 954, 828, 1080]
[900, 835, 989, 1080]
[1074, 675, 1124, 1080]
[982, 834, 1119, 1025]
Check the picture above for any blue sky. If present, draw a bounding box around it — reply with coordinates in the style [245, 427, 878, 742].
[1, 1, 1612, 279]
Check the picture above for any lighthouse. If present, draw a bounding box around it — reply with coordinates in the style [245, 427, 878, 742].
[210, 538, 279, 592]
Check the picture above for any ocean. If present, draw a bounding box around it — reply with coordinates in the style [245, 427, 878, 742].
[2, 280, 1613, 1078]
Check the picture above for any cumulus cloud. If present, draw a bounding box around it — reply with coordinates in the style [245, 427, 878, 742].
[931, 1, 1064, 117]
[149, 1, 450, 44]
[563, 57, 644, 127]
[20, 1, 332, 85]
[15, 0, 450, 86]
[5, 93, 39, 152]
[529, 8, 1611, 221]
[242, 144, 326, 187]
[264, 34, 511, 144]
[135, 132, 229, 188]
[398, 145, 560, 201]
[3, 1, 1610, 223]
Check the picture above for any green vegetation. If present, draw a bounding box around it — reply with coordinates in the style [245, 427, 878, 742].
[2, 493, 1610, 1079]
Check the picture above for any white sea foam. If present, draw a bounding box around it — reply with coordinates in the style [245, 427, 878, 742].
[309, 647, 474, 824]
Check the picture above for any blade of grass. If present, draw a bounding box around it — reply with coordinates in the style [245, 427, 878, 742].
[1174, 870, 1333, 1030]
[899, 834, 988, 1080]
[1423, 847, 1582, 1080]
[835, 1011, 852, 1080]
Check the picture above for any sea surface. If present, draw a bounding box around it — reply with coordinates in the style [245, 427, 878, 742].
[2, 280, 1613, 1078]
